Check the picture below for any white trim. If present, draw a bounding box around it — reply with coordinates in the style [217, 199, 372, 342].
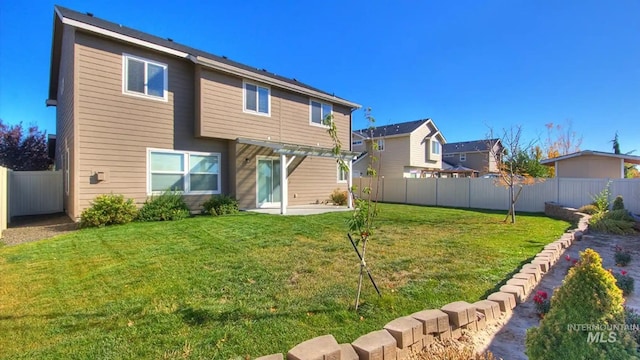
[337, 163, 348, 183]
[256, 155, 281, 208]
[309, 99, 333, 128]
[146, 148, 221, 195]
[122, 53, 168, 101]
[431, 139, 441, 155]
[460, 153, 467, 162]
[377, 139, 385, 152]
[242, 80, 271, 117]
[621, 158, 625, 178]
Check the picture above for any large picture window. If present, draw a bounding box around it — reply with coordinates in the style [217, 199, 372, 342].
[148, 149, 220, 194]
[123, 54, 167, 100]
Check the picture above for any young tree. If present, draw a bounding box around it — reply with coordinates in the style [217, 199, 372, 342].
[488, 126, 541, 223]
[0, 120, 51, 171]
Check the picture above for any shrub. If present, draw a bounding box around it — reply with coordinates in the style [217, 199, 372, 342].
[614, 245, 632, 266]
[590, 210, 636, 235]
[202, 194, 239, 216]
[577, 204, 598, 215]
[613, 196, 625, 211]
[614, 270, 635, 296]
[591, 182, 611, 213]
[329, 188, 348, 206]
[80, 194, 138, 228]
[625, 307, 640, 346]
[533, 290, 551, 316]
[137, 190, 190, 222]
[525, 249, 637, 359]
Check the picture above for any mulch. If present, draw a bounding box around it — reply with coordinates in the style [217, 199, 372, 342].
[1, 213, 77, 246]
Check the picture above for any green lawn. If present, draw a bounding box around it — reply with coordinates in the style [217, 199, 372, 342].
[0, 204, 570, 359]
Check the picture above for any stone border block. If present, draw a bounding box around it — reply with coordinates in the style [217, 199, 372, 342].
[384, 316, 424, 349]
[513, 272, 536, 289]
[352, 330, 397, 360]
[531, 258, 550, 273]
[411, 309, 449, 334]
[440, 301, 472, 327]
[488, 291, 516, 312]
[473, 300, 501, 322]
[287, 335, 340, 360]
[506, 278, 531, 294]
[450, 324, 462, 339]
[520, 265, 541, 282]
[256, 354, 283, 360]
[476, 312, 487, 330]
[500, 284, 526, 304]
[340, 344, 358, 360]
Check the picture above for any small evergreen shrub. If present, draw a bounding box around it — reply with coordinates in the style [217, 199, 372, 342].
[202, 194, 239, 216]
[625, 307, 640, 346]
[577, 204, 598, 215]
[525, 249, 637, 359]
[329, 188, 348, 206]
[614, 245, 632, 266]
[613, 196, 625, 211]
[590, 210, 636, 235]
[80, 194, 138, 228]
[614, 270, 635, 296]
[137, 190, 190, 222]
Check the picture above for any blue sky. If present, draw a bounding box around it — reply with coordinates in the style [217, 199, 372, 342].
[1, 1, 639, 153]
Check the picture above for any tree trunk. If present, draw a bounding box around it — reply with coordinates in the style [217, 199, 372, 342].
[510, 184, 516, 224]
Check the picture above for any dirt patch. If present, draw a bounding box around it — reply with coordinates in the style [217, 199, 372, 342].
[1, 213, 77, 246]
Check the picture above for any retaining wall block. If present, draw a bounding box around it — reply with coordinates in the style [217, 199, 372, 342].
[436, 326, 452, 341]
[450, 324, 462, 339]
[506, 278, 531, 295]
[531, 258, 550, 273]
[520, 264, 541, 282]
[513, 272, 536, 290]
[287, 334, 340, 360]
[383, 316, 424, 349]
[440, 301, 473, 327]
[487, 292, 516, 313]
[351, 330, 397, 360]
[540, 250, 559, 263]
[411, 309, 449, 334]
[423, 333, 435, 347]
[256, 354, 283, 360]
[472, 300, 500, 322]
[476, 312, 487, 330]
[500, 285, 526, 304]
[339, 344, 358, 360]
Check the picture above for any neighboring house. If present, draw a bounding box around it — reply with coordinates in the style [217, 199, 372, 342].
[540, 150, 640, 179]
[352, 119, 446, 178]
[47, 6, 360, 218]
[442, 139, 503, 176]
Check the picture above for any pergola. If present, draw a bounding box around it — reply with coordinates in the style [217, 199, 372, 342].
[237, 138, 361, 214]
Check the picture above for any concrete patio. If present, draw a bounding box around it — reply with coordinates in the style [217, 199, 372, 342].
[247, 204, 351, 216]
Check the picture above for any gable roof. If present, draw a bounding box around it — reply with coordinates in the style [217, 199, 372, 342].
[540, 150, 640, 166]
[443, 139, 501, 154]
[352, 119, 445, 141]
[48, 6, 360, 109]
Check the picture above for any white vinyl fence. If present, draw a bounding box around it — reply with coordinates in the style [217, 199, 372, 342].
[0, 167, 7, 237]
[8, 170, 63, 217]
[352, 177, 640, 214]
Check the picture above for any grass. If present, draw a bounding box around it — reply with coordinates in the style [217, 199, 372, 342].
[0, 204, 570, 359]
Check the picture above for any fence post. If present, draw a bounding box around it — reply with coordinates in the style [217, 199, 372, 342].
[556, 177, 560, 204]
[468, 177, 471, 208]
[405, 178, 408, 204]
[435, 177, 439, 206]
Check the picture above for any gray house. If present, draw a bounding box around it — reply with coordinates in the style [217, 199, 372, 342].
[442, 139, 503, 176]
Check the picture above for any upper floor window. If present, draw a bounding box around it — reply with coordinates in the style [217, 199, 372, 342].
[310, 100, 332, 126]
[244, 81, 270, 116]
[352, 140, 363, 146]
[460, 153, 467, 162]
[377, 139, 385, 151]
[123, 54, 167, 101]
[148, 149, 221, 195]
[431, 140, 441, 155]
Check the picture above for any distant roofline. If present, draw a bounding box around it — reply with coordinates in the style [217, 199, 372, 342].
[540, 150, 640, 166]
[352, 118, 446, 142]
[48, 6, 360, 109]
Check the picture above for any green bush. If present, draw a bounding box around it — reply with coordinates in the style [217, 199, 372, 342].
[590, 210, 636, 235]
[614, 271, 635, 296]
[525, 249, 638, 360]
[591, 182, 611, 214]
[329, 188, 348, 206]
[80, 194, 138, 228]
[615, 245, 632, 266]
[625, 307, 640, 346]
[202, 194, 239, 216]
[137, 190, 190, 222]
[577, 204, 599, 215]
[613, 196, 625, 211]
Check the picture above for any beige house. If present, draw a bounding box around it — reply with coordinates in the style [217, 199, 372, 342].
[442, 139, 503, 176]
[352, 119, 446, 178]
[47, 6, 360, 218]
[540, 150, 640, 178]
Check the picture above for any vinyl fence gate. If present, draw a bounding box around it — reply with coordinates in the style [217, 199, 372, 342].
[8, 170, 64, 219]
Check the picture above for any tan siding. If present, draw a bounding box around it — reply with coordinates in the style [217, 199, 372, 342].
[198, 69, 349, 148]
[374, 137, 409, 178]
[289, 157, 347, 205]
[461, 152, 490, 174]
[557, 156, 622, 178]
[74, 32, 229, 214]
[55, 25, 77, 218]
[409, 125, 442, 169]
[233, 144, 274, 209]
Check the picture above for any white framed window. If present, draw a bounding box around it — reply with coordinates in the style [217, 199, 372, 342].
[460, 153, 467, 162]
[147, 149, 221, 195]
[431, 140, 441, 155]
[123, 54, 168, 101]
[377, 139, 385, 151]
[337, 163, 348, 183]
[310, 100, 333, 126]
[243, 81, 270, 116]
[352, 140, 363, 146]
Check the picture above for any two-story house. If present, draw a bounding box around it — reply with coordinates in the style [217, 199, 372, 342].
[351, 119, 446, 178]
[47, 6, 360, 218]
[442, 139, 503, 176]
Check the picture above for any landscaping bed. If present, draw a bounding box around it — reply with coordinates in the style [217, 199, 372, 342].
[0, 204, 570, 359]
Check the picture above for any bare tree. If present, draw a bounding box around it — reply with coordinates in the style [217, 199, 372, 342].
[487, 126, 541, 223]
